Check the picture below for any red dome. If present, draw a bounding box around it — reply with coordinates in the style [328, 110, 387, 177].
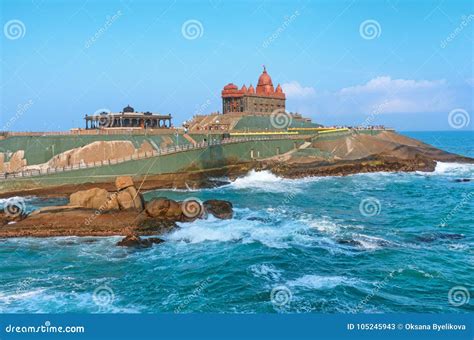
[256, 66, 274, 94]
[257, 66, 273, 86]
[241, 85, 247, 92]
[248, 84, 255, 94]
[223, 83, 238, 90]
[275, 84, 283, 93]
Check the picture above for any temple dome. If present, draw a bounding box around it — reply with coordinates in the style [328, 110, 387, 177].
[223, 83, 238, 90]
[275, 84, 283, 93]
[241, 85, 247, 92]
[257, 66, 273, 86]
[256, 66, 274, 94]
[123, 105, 134, 113]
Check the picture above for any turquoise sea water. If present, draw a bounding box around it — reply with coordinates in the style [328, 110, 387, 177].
[0, 131, 473, 313]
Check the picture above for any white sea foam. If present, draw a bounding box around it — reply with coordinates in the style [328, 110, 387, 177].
[352, 234, 393, 250]
[249, 264, 282, 281]
[228, 170, 322, 193]
[432, 162, 474, 176]
[287, 275, 360, 290]
[0, 289, 46, 304]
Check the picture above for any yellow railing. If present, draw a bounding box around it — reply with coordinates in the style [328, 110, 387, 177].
[317, 128, 350, 134]
[229, 131, 299, 136]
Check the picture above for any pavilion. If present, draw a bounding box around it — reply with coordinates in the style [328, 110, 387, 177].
[84, 105, 172, 129]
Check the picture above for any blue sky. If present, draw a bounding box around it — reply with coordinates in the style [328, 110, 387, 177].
[1, 0, 473, 131]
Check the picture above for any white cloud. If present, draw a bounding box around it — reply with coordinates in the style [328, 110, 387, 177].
[285, 76, 469, 116]
[281, 81, 316, 99]
[339, 76, 446, 96]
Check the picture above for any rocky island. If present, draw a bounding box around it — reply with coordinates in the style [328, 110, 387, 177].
[1, 68, 472, 241]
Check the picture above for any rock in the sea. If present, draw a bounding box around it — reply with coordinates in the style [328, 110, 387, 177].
[117, 187, 144, 211]
[116, 234, 164, 248]
[145, 198, 183, 220]
[115, 176, 135, 191]
[203, 200, 233, 219]
[69, 188, 119, 210]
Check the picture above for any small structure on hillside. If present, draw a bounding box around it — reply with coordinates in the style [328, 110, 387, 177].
[84, 105, 172, 129]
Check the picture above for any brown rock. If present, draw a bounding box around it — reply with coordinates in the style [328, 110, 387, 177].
[115, 176, 135, 191]
[166, 200, 183, 220]
[125, 186, 144, 210]
[116, 234, 164, 248]
[117, 190, 135, 210]
[145, 198, 183, 220]
[116, 187, 144, 210]
[47, 141, 137, 168]
[6, 150, 27, 172]
[203, 200, 233, 219]
[69, 188, 118, 210]
[145, 198, 170, 218]
[0, 153, 4, 173]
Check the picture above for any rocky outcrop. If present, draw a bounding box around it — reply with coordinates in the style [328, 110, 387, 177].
[0, 150, 27, 173]
[145, 198, 179, 219]
[115, 176, 135, 190]
[68, 176, 143, 211]
[69, 188, 119, 210]
[203, 200, 233, 219]
[116, 233, 164, 248]
[0, 208, 177, 238]
[0, 174, 233, 238]
[145, 197, 233, 222]
[46, 140, 155, 168]
[115, 176, 144, 210]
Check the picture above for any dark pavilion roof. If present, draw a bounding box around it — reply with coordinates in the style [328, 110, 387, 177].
[123, 105, 135, 113]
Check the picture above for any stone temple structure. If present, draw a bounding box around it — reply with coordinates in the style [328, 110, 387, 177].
[221, 66, 285, 115]
[85, 105, 172, 129]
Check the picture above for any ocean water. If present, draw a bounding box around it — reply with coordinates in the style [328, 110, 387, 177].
[0, 131, 473, 313]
